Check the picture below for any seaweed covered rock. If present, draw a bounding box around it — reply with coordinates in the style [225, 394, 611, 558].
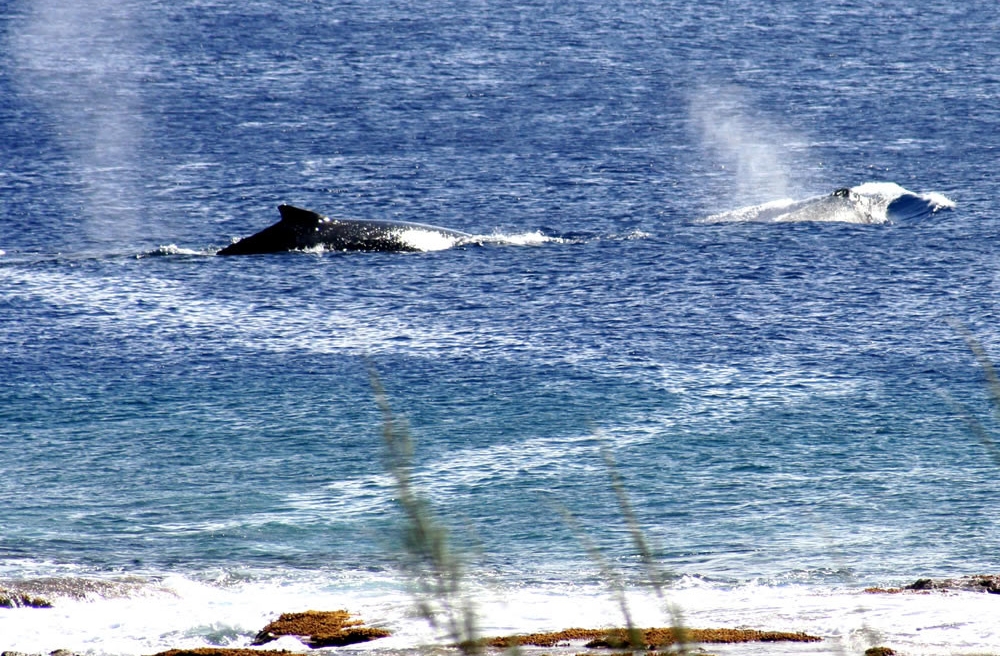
[585, 627, 822, 649]
[485, 627, 822, 649]
[153, 650, 291, 656]
[252, 610, 391, 648]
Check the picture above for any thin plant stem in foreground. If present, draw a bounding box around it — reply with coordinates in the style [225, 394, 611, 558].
[945, 323, 1000, 468]
[603, 446, 690, 654]
[369, 366, 481, 655]
[557, 504, 644, 649]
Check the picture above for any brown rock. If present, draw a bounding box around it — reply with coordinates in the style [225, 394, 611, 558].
[905, 575, 1000, 593]
[864, 648, 896, 656]
[904, 578, 935, 591]
[974, 575, 1000, 593]
[152, 650, 291, 656]
[867, 575, 1000, 595]
[0, 593, 53, 609]
[863, 587, 904, 594]
[485, 627, 822, 649]
[252, 610, 391, 648]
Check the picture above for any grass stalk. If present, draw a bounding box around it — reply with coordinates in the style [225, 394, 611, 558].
[602, 446, 690, 654]
[945, 323, 1000, 467]
[557, 505, 645, 650]
[369, 366, 480, 655]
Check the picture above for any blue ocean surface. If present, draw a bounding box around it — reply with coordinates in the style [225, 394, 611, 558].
[2, 1, 1000, 654]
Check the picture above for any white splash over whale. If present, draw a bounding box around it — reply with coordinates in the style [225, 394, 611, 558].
[698, 182, 955, 225]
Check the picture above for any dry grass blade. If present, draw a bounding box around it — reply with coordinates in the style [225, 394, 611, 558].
[602, 447, 689, 653]
[947, 323, 1000, 467]
[368, 364, 481, 655]
[556, 504, 644, 650]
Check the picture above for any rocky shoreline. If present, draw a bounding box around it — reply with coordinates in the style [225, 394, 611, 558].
[864, 574, 1000, 595]
[0, 577, 153, 609]
[1, 623, 825, 656]
[6, 574, 999, 656]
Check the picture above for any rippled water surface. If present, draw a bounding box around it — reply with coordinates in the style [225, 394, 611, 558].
[2, 1, 1000, 654]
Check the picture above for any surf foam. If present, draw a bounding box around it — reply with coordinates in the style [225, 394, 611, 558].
[2, 572, 999, 656]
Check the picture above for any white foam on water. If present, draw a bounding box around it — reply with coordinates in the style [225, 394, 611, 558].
[475, 230, 564, 246]
[0, 265, 532, 359]
[922, 191, 956, 211]
[0, 572, 411, 655]
[394, 228, 466, 252]
[3, 573, 999, 655]
[475, 580, 1000, 656]
[150, 244, 209, 256]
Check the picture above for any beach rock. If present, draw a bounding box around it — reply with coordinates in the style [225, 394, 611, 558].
[865, 648, 896, 656]
[867, 574, 1000, 594]
[0, 592, 53, 608]
[485, 627, 822, 649]
[905, 578, 934, 590]
[152, 650, 294, 656]
[252, 610, 391, 648]
[586, 628, 823, 649]
[905, 575, 1000, 593]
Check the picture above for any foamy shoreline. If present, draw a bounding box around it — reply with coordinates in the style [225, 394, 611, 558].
[3, 574, 1000, 656]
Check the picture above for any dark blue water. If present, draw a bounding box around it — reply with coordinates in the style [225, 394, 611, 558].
[3, 1, 1000, 653]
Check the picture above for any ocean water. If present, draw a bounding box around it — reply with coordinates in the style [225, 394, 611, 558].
[2, 1, 1000, 654]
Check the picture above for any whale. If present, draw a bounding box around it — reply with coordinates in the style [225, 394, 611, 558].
[696, 183, 955, 225]
[217, 205, 474, 255]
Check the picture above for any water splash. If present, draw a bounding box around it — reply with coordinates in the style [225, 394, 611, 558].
[9, 0, 147, 246]
[688, 85, 806, 205]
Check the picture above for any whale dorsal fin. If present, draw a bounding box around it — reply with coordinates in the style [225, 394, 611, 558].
[278, 204, 327, 225]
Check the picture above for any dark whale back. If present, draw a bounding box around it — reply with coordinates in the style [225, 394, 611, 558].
[218, 205, 471, 255]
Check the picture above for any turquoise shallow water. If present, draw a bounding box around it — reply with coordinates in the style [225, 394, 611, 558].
[2, 1, 1000, 653]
